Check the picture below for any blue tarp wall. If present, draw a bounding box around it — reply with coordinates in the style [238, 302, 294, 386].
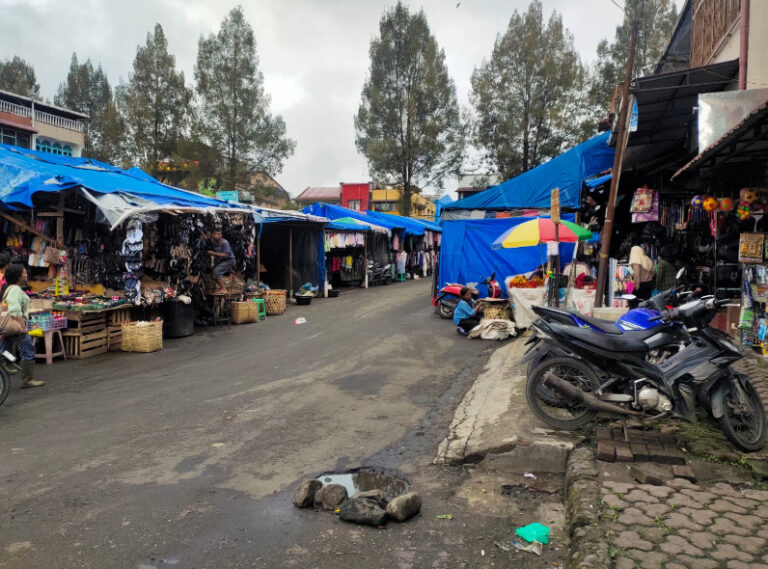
[445, 133, 614, 210]
[438, 214, 576, 296]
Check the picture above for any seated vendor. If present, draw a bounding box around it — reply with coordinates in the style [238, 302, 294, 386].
[453, 287, 483, 335]
[206, 229, 236, 294]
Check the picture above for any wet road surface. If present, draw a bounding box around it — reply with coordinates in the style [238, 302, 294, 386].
[0, 281, 555, 569]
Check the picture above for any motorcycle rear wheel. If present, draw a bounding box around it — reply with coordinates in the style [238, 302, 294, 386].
[526, 357, 599, 429]
[437, 301, 454, 319]
[0, 368, 10, 407]
[717, 379, 766, 452]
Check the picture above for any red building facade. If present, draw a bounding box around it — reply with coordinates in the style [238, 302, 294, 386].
[340, 182, 370, 212]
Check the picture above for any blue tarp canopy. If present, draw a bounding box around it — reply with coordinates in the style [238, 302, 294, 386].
[364, 210, 441, 234]
[585, 173, 612, 189]
[302, 203, 399, 234]
[438, 214, 576, 296]
[326, 217, 373, 232]
[435, 194, 454, 222]
[445, 133, 615, 210]
[0, 144, 248, 226]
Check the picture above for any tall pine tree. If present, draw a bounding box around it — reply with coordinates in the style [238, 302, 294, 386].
[124, 24, 190, 177]
[355, 2, 464, 216]
[470, 0, 585, 179]
[195, 6, 295, 189]
[55, 53, 124, 163]
[0, 56, 40, 99]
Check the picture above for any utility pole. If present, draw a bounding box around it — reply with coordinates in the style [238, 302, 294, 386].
[594, 18, 639, 308]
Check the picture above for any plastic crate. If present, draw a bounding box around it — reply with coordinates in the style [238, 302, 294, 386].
[27, 316, 68, 332]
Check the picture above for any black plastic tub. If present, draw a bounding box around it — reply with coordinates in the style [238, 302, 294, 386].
[296, 296, 312, 306]
[328, 290, 340, 298]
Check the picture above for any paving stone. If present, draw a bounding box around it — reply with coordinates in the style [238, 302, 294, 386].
[711, 543, 754, 563]
[630, 442, 650, 461]
[759, 526, 768, 539]
[649, 449, 686, 465]
[680, 489, 718, 504]
[637, 526, 666, 542]
[710, 482, 742, 497]
[614, 530, 654, 551]
[615, 556, 637, 569]
[618, 507, 654, 526]
[722, 534, 767, 554]
[727, 561, 768, 569]
[723, 496, 758, 509]
[664, 535, 704, 557]
[632, 551, 669, 569]
[668, 493, 703, 509]
[678, 529, 718, 550]
[631, 464, 670, 486]
[754, 504, 768, 519]
[598, 441, 616, 462]
[710, 517, 752, 536]
[616, 442, 634, 462]
[665, 477, 698, 490]
[639, 484, 674, 498]
[639, 502, 671, 518]
[665, 512, 703, 531]
[742, 489, 768, 501]
[596, 427, 612, 441]
[624, 489, 660, 503]
[677, 556, 718, 569]
[722, 511, 764, 530]
[709, 498, 748, 514]
[665, 564, 686, 569]
[604, 481, 635, 494]
[604, 493, 629, 510]
[679, 507, 718, 526]
[672, 464, 697, 481]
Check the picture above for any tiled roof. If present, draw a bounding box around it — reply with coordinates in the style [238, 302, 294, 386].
[295, 186, 341, 201]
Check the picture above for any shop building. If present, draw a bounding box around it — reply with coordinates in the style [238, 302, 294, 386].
[0, 90, 87, 157]
[295, 186, 341, 206]
[370, 187, 436, 221]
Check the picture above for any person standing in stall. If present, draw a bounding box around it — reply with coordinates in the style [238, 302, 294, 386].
[202, 228, 236, 294]
[629, 243, 655, 300]
[0, 264, 44, 388]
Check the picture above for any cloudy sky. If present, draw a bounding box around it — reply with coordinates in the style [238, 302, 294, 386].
[0, 0, 674, 197]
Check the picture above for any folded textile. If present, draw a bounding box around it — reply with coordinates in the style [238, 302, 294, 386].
[468, 318, 517, 340]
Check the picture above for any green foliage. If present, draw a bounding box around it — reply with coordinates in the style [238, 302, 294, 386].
[54, 53, 124, 163]
[0, 55, 40, 99]
[355, 1, 464, 216]
[471, 0, 585, 179]
[195, 6, 295, 189]
[124, 24, 191, 177]
[583, 0, 678, 131]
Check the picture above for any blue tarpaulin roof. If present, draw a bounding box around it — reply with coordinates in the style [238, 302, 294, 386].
[445, 132, 615, 210]
[0, 144, 240, 215]
[585, 173, 612, 189]
[364, 210, 441, 234]
[302, 203, 401, 234]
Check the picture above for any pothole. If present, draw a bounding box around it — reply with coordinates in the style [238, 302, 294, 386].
[316, 467, 409, 501]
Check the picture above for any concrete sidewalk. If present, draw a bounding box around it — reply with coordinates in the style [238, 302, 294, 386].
[435, 334, 582, 472]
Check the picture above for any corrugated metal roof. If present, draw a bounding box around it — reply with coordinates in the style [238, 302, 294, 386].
[671, 97, 768, 180]
[295, 186, 341, 201]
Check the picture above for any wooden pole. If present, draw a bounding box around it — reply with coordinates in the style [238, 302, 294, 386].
[288, 227, 293, 298]
[594, 20, 638, 308]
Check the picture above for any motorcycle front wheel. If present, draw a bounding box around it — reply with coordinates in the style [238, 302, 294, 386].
[526, 357, 600, 429]
[717, 379, 766, 452]
[0, 368, 10, 407]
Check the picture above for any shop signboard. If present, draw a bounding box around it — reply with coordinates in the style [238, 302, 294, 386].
[216, 190, 239, 203]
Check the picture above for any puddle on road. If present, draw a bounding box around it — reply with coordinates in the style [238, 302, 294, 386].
[316, 468, 409, 501]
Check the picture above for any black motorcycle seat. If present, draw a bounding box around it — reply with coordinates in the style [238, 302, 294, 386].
[551, 322, 649, 352]
[569, 312, 623, 335]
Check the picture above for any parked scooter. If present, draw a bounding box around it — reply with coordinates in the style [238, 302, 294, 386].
[367, 261, 393, 286]
[523, 295, 766, 451]
[433, 272, 502, 319]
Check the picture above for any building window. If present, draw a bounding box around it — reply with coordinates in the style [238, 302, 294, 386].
[62, 145, 72, 157]
[348, 200, 361, 211]
[374, 201, 397, 212]
[1, 126, 31, 149]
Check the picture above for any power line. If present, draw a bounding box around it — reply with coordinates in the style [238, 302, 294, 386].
[609, 0, 625, 11]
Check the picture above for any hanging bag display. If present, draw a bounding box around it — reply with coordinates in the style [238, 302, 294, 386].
[630, 185, 653, 213]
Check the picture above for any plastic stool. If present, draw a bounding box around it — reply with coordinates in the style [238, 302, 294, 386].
[252, 298, 267, 321]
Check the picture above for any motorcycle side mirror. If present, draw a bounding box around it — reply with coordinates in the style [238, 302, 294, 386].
[621, 294, 637, 301]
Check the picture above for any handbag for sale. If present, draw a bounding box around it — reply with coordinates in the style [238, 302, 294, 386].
[0, 287, 26, 335]
[43, 246, 64, 265]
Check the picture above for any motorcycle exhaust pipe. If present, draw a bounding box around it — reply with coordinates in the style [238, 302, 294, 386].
[543, 373, 641, 416]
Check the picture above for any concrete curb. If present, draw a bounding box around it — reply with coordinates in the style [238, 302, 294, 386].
[565, 445, 610, 569]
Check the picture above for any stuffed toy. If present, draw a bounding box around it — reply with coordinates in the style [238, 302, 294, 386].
[718, 197, 734, 211]
[691, 195, 704, 209]
[703, 196, 719, 211]
[740, 188, 757, 204]
[737, 204, 752, 220]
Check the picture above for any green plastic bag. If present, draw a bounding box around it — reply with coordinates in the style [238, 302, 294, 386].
[515, 522, 551, 544]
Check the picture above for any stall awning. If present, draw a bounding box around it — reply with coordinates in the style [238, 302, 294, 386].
[364, 210, 442, 234]
[671, 98, 768, 180]
[444, 132, 615, 210]
[302, 203, 395, 235]
[585, 173, 612, 189]
[629, 59, 738, 147]
[0, 144, 248, 223]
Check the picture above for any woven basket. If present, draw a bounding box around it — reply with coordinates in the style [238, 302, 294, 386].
[121, 321, 163, 353]
[265, 290, 287, 315]
[231, 301, 255, 324]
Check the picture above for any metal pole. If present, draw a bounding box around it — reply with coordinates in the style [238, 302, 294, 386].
[594, 20, 639, 308]
[553, 223, 560, 308]
[288, 227, 294, 298]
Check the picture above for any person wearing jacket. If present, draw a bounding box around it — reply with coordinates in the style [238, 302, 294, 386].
[0, 264, 44, 388]
[629, 243, 656, 300]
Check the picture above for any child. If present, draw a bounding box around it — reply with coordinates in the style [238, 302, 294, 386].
[453, 287, 483, 335]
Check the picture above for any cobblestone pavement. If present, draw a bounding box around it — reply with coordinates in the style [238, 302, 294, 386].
[599, 477, 768, 569]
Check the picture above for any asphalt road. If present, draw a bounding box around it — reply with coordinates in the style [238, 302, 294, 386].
[0, 280, 540, 569]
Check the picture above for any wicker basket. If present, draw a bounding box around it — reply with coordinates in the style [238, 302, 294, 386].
[484, 304, 510, 320]
[121, 321, 163, 353]
[231, 301, 256, 324]
[265, 290, 287, 315]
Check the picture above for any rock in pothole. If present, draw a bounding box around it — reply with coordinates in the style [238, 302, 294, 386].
[339, 497, 388, 527]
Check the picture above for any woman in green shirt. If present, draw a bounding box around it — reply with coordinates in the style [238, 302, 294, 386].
[0, 264, 44, 388]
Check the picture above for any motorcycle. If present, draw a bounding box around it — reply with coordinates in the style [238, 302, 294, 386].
[523, 286, 692, 375]
[434, 272, 502, 319]
[367, 261, 393, 286]
[0, 347, 20, 407]
[523, 295, 766, 452]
